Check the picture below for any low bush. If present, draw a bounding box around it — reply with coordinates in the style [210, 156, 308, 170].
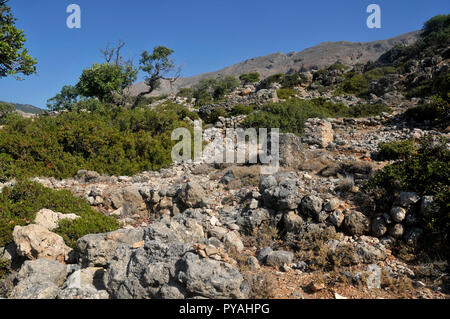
[0, 180, 119, 249]
[405, 99, 449, 127]
[239, 72, 260, 85]
[277, 88, 297, 100]
[243, 98, 391, 135]
[378, 139, 417, 160]
[0, 103, 194, 181]
[364, 137, 450, 256]
[230, 104, 256, 116]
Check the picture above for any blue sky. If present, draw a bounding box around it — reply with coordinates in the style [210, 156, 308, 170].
[1, 0, 449, 108]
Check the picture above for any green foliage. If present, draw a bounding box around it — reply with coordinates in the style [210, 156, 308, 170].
[378, 140, 417, 160]
[46, 85, 80, 111]
[335, 72, 368, 95]
[364, 137, 450, 255]
[405, 99, 450, 127]
[208, 108, 228, 123]
[421, 14, 450, 40]
[259, 73, 307, 89]
[0, 101, 14, 116]
[0, 103, 193, 181]
[133, 46, 178, 108]
[0, 0, 37, 79]
[277, 88, 297, 100]
[364, 66, 397, 81]
[0, 102, 19, 125]
[230, 104, 256, 116]
[193, 76, 240, 106]
[243, 98, 390, 135]
[0, 180, 119, 249]
[239, 72, 260, 84]
[77, 63, 137, 103]
[177, 88, 194, 102]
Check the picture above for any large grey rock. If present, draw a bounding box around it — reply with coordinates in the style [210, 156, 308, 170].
[371, 216, 387, 237]
[302, 118, 334, 148]
[58, 267, 109, 299]
[257, 247, 273, 263]
[108, 185, 144, 212]
[283, 211, 303, 232]
[300, 195, 323, 219]
[77, 228, 145, 267]
[390, 207, 406, 223]
[223, 232, 244, 252]
[144, 214, 205, 245]
[395, 192, 420, 208]
[176, 182, 206, 209]
[11, 259, 67, 299]
[266, 250, 294, 267]
[327, 209, 344, 228]
[277, 133, 306, 168]
[13, 224, 72, 263]
[261, 175, 302, 210]
[176, 252, 248, 299]
[104, 239, 248, 299]
[344, 211, 370, 236]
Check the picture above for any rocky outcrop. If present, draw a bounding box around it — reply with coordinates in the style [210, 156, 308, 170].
[10, 259, 67, 299]
[13, 224, 73, 263]
[35, 209, 79, 231]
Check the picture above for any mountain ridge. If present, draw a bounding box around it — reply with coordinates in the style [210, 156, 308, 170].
[129, 30, 420, 96]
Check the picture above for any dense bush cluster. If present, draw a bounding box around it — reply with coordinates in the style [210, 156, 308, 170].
[258, 73, 307, 90]
[193, 76, 240, 106]
[377, 139, 417, 160]
[239, 72, 260, 85]
[243, 98, 390, 135]
[365, 137, 450, 255]
[0, 180, 119, 249]
[334, 66, 397, 96]
[0, 103, 195, 181]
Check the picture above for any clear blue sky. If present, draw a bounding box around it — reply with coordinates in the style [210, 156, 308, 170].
[1, 0, 449, 108]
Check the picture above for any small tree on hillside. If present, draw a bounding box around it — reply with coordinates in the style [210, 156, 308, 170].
[0, 0, 37, 79]
[239, 72, 260, 85]
[132, 46, 180, 108]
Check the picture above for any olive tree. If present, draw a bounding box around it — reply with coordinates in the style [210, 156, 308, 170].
[132, 46, 180, 108]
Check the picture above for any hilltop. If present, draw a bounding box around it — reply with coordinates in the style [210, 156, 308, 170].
[129, 31, 420, 96]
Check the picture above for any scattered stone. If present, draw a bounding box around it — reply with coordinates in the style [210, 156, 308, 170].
[344, 211, 370, 236]
[390, 207, 406, 223]
[266, 250, 293, 267]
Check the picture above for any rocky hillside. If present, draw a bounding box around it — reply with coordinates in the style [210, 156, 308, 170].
[0, 15, 448, 300]
[129, 31, 419, 96]
[0, 102, 43, 115]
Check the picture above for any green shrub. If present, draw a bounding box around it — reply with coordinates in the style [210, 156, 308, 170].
[405, 100, 449, 126]
[277, 88, 297, 100]
[0, 180, 119, 249]
[378, 140, 417, 160]
[259, 73, 307, 89]
[335, 72, 369, 95]
[239, 72, 260, 85]
[364, 137, 450, 256]
[208, 108, 229, 123]
[0, 258, 8, 280]
[243, 98, 388, 136]
[0, 103, 193, 180]
[230, 104, 256, 116]
[193, 76, 240, 106]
